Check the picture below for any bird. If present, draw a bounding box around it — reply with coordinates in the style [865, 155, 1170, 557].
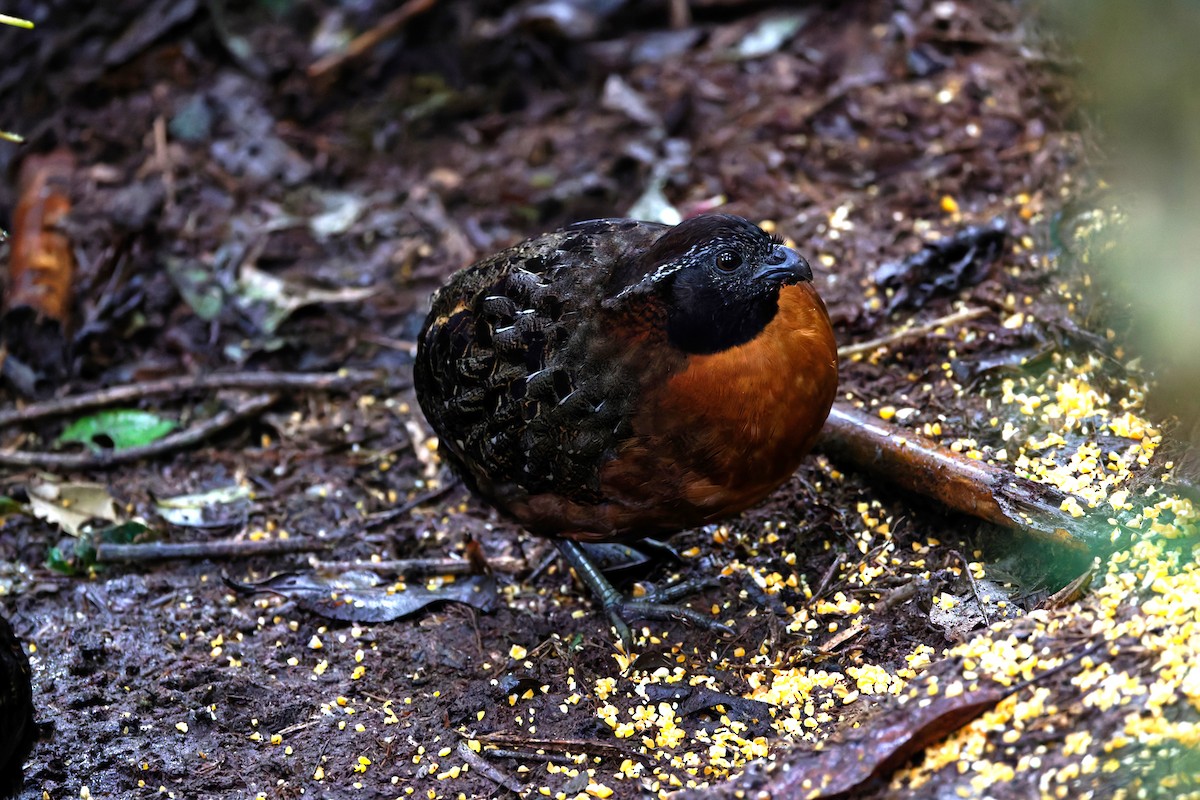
[0, 613, 36, 799]
[414, 214, 838, 645]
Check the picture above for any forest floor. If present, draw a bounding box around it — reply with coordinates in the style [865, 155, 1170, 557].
[1, 1, 1196, 799]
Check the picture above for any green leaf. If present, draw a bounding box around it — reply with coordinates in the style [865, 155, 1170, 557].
[0, 495, 23, 516]
[165, 256, 226, 321]
[45, 521, 150, 576]
[46, 538, 96, 576]
[57, 409, 177, 453]
[97, 520, 150, 545]
[45, 544, 76, 575]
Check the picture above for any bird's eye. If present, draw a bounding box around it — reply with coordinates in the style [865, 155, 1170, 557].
[715, 250, 742, 272]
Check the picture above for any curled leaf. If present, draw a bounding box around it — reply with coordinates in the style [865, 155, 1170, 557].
[154, 483, 252, 527]
[734, 12, 810, 60]
[28, 479, 119, 536]
[224, 570, 498, 622]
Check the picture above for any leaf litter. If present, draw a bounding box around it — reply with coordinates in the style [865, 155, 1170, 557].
[0, 2, 1196, 799]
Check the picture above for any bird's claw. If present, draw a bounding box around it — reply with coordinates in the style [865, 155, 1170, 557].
[556, 539, 731, 651]
[606, 599, 734, 652]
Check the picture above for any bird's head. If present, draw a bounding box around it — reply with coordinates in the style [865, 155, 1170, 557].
[607, 214, 813, 355]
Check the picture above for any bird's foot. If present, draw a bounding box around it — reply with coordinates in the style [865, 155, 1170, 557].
[556, 539, 732, 651]
[634, 575, 720, 604]
[604, 600, 734, 651]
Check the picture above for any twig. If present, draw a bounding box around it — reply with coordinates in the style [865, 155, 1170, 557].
[275, 720, 319, 737]
[837, 306, 989, 359]
[807, 553, 845, 606]
[475, 732, 639, 760]
[816, 402, 1105, 551]
[361, 333, 416, 352]
[361, 478, 461, 531]
[474, 732, 691, 785]
[949, 549, 990, 626]
[0, 393, 278, 469]
[310, 556, 525, 576]
[307, 0, 438, 80]
[97, 536, 333, 563]
[455, 742, 526, 795]
[153, 115, 175, 210]
[0, 369, 385, 428]
[480, 748, 576, 765]
[870, 577, 925, 614]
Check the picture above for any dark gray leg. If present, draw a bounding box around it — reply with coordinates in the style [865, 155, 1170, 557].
[555, 539, 734, 649]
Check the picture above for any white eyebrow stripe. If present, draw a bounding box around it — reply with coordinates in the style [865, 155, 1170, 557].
[609, 241, 710, 300]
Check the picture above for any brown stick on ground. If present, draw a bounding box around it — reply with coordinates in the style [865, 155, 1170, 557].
[309, 556, 526, 577]
[97, 536, 333, 563]
[0, 370, 385, 429]
[307, 0, 437, 80]
[816, 402, 1108, 552]
[836, 306, 989, 359]
[0, 393, 279, 469]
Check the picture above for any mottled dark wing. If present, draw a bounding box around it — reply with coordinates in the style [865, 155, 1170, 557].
[0, 615, 36, 798]
[413, 220, 667, 508]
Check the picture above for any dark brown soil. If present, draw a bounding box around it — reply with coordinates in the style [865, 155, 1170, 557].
[0, 2, 1166, 799]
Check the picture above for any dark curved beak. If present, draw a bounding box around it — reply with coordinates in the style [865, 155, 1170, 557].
[754, 245, 813, 284]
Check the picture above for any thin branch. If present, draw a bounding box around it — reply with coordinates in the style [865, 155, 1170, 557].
[0, 369, 386, 429]
[309, 556, 525, 576]
[0, 393, 278, 469]
[153, 115, 176, 210]
[837, 306, 989, 359]
[455, 742, 526, 795]
[361, 479, 461, 531]
[949, 549, 990, 626]
[307, 0, 438, 80]
[478, 748, 576, 765]
[97, 536, 333, 563]
[807, 553, 846, 606]
[476, 732, 640, 762]
[474, 731, 691, 785]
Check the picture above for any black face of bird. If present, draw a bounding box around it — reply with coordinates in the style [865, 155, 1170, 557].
[645, 215, 813, 355]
